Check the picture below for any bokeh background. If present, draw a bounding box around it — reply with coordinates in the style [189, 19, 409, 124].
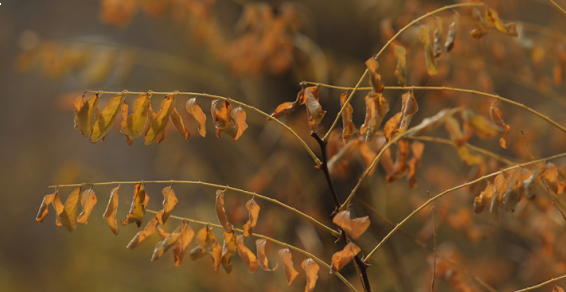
[2, 0, 566, 291]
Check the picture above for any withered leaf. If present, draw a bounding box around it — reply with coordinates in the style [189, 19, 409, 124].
[57, 187, 82, 233]
[468, 110, 502, 139]
[121, 92, 151, 144]
[145, 93, 176, 145]
[407, 141, 425, 189]
[190, 225, 217, 260]
[484, 8, 518, 37]
[340, 92, 356, 143]
[221, 230, 238, 273]
[553, 285, 565, 292]
[543, 162, 566, 195]
[155, 186, 178, 225]
[173, 222, 195, 266]
[36, 191, 59, 223]
[91, 92, 125, 142]
[360, 92, 389, 142]
[120, 183, 149, 227]
[209, 242, 222, 271]
[231, 106, 248, 140]
[151, 222, 184, 261]
[215, 190, 232, 232]
[490, 103, 511, 149]
[211, 100, 236, 138]
[304, 86, 326, 131]
[156, 226, 170, 240]
[445, 115, 483, 165]
[365, 58, 385, 93]
[278, 248, 299, 285]
[433, 16, 444, 58]
[383, 112, 402, 142]
[302, 258, 320, 292]
[269, 102, 298, 119]
[386, 139, 410, 183]
[236, 235, 260, 273]
[470, 8, 491, 39]
[170, 107, 189, 141]
[186, 97, 207, 137]
[418, 25, 438, 76]
[243, 197, 260, 237]
[394, 45, 407, 86]
[445, 12, 459, 52]
[332, 210, 370, 239]
[256, 239, 278, 271]
[474, 181, 494, 214]
[77, 188, 97, 224]
[490, 172, 508, 221]
[386, 91, 418, 141]
[127, 217, 159, 249]
[103, 185, 120, 235]
[331, 242, 361, 273]
[74, 93, 100, 138]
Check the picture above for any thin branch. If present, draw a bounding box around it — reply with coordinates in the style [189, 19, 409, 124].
[547, 0, 566, 17]
[513, 274, 566, 292]
[429, 192, 437, 292]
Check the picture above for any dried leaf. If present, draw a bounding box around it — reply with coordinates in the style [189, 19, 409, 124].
[490, 103, 511, 149]
[91, 92, 125, 142]
[302, 258, 320, 292]
[384, 113, 402, 142]
[256, 239, 278, 271]
[418, 25, 438, 76]
[103, 186, 120, 235]
[543, 163, 566, 195]
[173, 222, 195, 266]
[278, 248, 299, 285]
[304, 86, 326, 131]
[407, 141, 425, 189]
[190, 226, 217, 260]
[445, 12, 459, 52]
[231, 106, 248, 140]
[170, 107, 189, 141]
[269, 102, 298, 119]
[470, 8, 491, 39]
[151, 222, 184, 261]
[155, 186, 178, 225]
[394, 45, 407, 86]
[36, 191, 60, 223]
[127, 217, 159, 249]
[74, 93, 100, 137]
[211, 100, 235, 138]
[433, 16, 444, 58]
[236, 235, 260, 273]
[121, 92, 151, 144]
[215, 190, 232, 232]
[120, 183, 149, 227]
[221, 230, 238, 273]
[156, 226, 170, 239]
[365, 58, 385, 93]
[553, 285, 565, 292]
[445, 116, 483, 165]
[468, 110, 502, 139]
[331, 242, 361, 273]
[332, 210, 370, 239]
[360, 92, 389, 142]
[386, 91, 419, 141]
[186, 97, 207, 137]
[243, 197, 260, 237]
[57, 187, 82, 232]
[77, 188, 97, 224]
[210, 242, 222, 271]
[386, 139, 411, 183]
[340, 92, 356, 143]
[484, 8, 518, 37]
[145, 93, 176, 145]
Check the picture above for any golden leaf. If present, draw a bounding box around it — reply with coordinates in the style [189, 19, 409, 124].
[211, 242, 222, 272]
[231, 106, 248, 140]
[304, 86, 326, 131]
[302, 258, 320, 292]
[91, 92, 125, 142]
[394, 45, 407, 86]
[236, 235, 260, 273]
[331, 242, 361, 273]
[418, 25, 438, 76]
[339, 92, 355, 142]
[127, 217, 159, 249]
[120, 183, 149, 227]
[145, 93, 176, 145]
[76, 188, 97, 224]
[332, 210, 370, 239]
[243, 197, 260, 237]
[278, 248, 299, 285]
[173, 222, 195, 266]
[190, 226, 218, 261]
[74, 93, 100, 138]
[121, 92, 151, 144]
[215, 190, 232, 232]
[57, 187, 82, 233]
[211, 100, 235, 138]
[155, 186, 178, 225]
[151, 222, 184, 261]
[221, 230, 238, 273]
[103, 185, 120, 235]
[256, 239, 278, 271]
[170, 107, 189, 141]
[36, 191, 59, 223]
[186, 97, 207, 137]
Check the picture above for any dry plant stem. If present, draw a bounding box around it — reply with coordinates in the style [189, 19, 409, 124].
[322, 2, 485, 141]
[513, 274, 566, 292]
[85, 90, 321, 165]
[364, 152, 566, 262]
[51, 180, 338, 237]
[547, 0, 566, 17]
[145, 210, 359, 292]
[429, 194, 437, 292]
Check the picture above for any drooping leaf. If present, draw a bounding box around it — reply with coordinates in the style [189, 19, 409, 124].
[543, 162, 566, 195]
[36, 191, 59, 222]
[474, 181, 494, 214]
[365, 58, 385, 93]
[304, 86, 326, 131]
[331, 242, 361, 273]
[490, 103, 511, 149]
[407, 141, 425, 189]
[221, 230, 238, 273]
[243, 197, 260, 237]
[126, 217, 159, 249]
[302, 258, 320, 292]
[360, 92, 389, 142]
[57, 187, 82, 232]
[386, 139, 410, 183]
[269, 102, 298, 119]
[215, 190, 232, 232]
[173, 222, 195, 266]
[445, 12, 459, 52]
[484, 8, 518, 37]
[156, 226, 170, 239]
[553, 284, 565, 292]
[170, 107, 189, 141]
[210, 242, 222, 272]
[433, 16, 444, 58]
[332, 210, 370, 239]
[190, 226, 217, 260]
[155, 186, 178, 225]
[445, 115, 483, 165]
[231, 106, 248, 140]
[151, 222, 184, 261]
[490, 172, 508, 221]
[418, 25, 438, 76]
[91, 92, 125, 142]
[468, 110, 502, 139]
[74, 93, 100, 137]
[121, 92, 151, 144]
[145, 93, 176, 145]
[340, 92, 356, 143]
[120, 183, 149, 227]
[278, 248, 299, 285]
[393, 45, 407, 86]
[211, 100, 236, 138]
[76, 188, 97, 224]
[386, 91, 419, 141]
[470, 8, 491, 39]
[236, 235, 260, 273]
[186, 97, 207, 137]
[103, 185, 120, 235]
[256, 239, 278, 271]
[383, 113, 402, 142]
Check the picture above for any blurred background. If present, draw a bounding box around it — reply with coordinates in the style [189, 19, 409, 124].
[2, 0, 566, 291]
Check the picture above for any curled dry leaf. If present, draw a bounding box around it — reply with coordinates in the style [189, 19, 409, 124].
[74, 93, 100, 138]
[278, 248, 299, 285]
[269, 89, 305, 120]
[445, 12, 459, 52]
[467, 110, 502, 139]
[56, 187, 82, 233]
[236, 235, 260, 273]
[445, 115, 483, 165]
[173, 222, 195, 266]
[211, 242, 222, 272]
[394, 45, 407, 86]
[490, 103, 511, 149]
[76, 188, 97, 224]
[155, 186, 178, 225]
[121, 92, 151, 145]
[433, 16, 443, 58]
[543, 162, 566, 195]
[470, 8, 491, 39]
[256, 239, 278, 271]
[103, 185, 120, 235]
[360, 92, 389, 142]
[145, 93, 176, 145]
[332, 210, 370, 239]
[170, 107, 189, 141]
[127, 217, 159, 249]
[365, 58, 385, 93]
[231, 106, 248, 140]
[215, 190, 232, 232]
[385, 91, 418, 141]
[186, 97, 207, 137]
[36, 191, 59, 223]
[484, 8, 518, 37]
[407, 141, 425, 189]
[221, 230, 238, 273]
[302, 258, 320, 292]
[384, 112, 402, 142]
[418, 25, 438, 76]
[304, 85, 326, 131]
[211, 100, 236, 138]
[243, 197, 260, 237]
[151, 222, 184, 262]
[340, 92, 356, 143]
[386, 139, 410, 183]
[120, 183, 149, 227]
[331, 242, 361, 273]
[190, 225, 217, 260]
[91, 92, 125, 142]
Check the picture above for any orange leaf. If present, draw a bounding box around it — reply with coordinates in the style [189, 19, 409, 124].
[445, 12, 459, 52]
[302, 258, 320, 292]
[155, 186, 178, 225]
[383, 112, 402, 142]
[190, 225, 218, 260]
[173, 222, 195, 266]
[278, 248, 299, 285]
[468, 110, 501, 139]
[91, 92, 125, 142]
[490, 103, 511, 149]
[331, 242, 361, 273]
[269, 101, 299, 119]
[553, 285, 565, 292]
[394, 45, 407, 86]
[186, 97, 207, 137]
[340, 92, 356, 143]
[231, 106, 248, 140]
[470, 8, 491, 39]
[103, 185, 120, 235]
[360, 92, 389, 142]
[74, 93, 100, 138]
[332, 210, 370, 239]
[120, 183, 149, 227]
[211, 100, 235, 138]
[543, 162, 566, 195]
[126, 217, 159, 249]
[236, 235, 260, 273]
[407, 141, 425, 189]
[243, 197, 260, 237]
[365, 58, 385, 93]
[170, 107, 189, 141]
[396, 90, 419, 136]
[418, 25, 438, 76]
[36, 191, 59, 223]
[484, 8, 518, 37]
[221, 230, 238, 273]
[256, 239, 278, 271]
[215, 190, 232, 232]
[57, 187, 82, 232]
[386, 139, 410, 183]
[304, 86, 326, 131]
[445, 116, 483, 165]
[121, 92, 151, 144]
[145, 93, 176, 145]
[76, 188, 97, 224]
[151, 222, 184, 261]
[210, 242, 222, 272]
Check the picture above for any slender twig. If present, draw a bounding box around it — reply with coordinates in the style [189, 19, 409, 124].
[364, 152, 566, 262]
[51, 180, 338, 237]
[428, 192, 437, 292]
[513, 274, 566, 292]
[321, 2, 485, 141]
[85, 90, 321, 165]
[547, 0, 566, 17]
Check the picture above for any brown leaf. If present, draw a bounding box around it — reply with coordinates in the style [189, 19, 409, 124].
[256, 239, 278, 271]
[74, 93, 100, 137]
[394, 45, 407, 86]
[484, 8, 518, 37]
[236, 235, 260, 273]
[231, 106, 248, 140]
[360, 92, 389, 142]
[543, 162, 566, 195]
[433, 16, 444, 58]
[76, 188, 97, 224]
[340, 92, 356, 143]
[155, 186, 178, 225]
[173, 222, 195, 266]
[170, 107, 189, 141]
[211, 100, 235, 138]
[474, 181, 494, 214]
[151, 222, 184, 261]
[418, 25, 438, 76]
[36, 191, 59, 222]
[127, 217, 159, 249]
[190, 226, 218, 260]
[553, 284, 565, 292]
[103, 185, 120, 235]
[445, 116, 483, 165]
[386, 91, 418, 141]
[243, 197, 260, 237]
[186, 97, 207, 137]
[304, 86, 326, 131]
[57, 187, 82, 232]
[145, 93, 176, 145]
[407, 141, 425, 189]
[445, 12, 459, 52]
[470, 8, 491, 39]
[302, 258, 320, 292]
[278, 248, 299, 285]
[121, 92, 151, 144]
[215, 190, 232, 232]
[91, 92, 125, 142]
[468, 110, 502, 139]
[269, 89, 306, 120]
[331, 242, 361, 273]
[383, 112, 402, 142]
[386, 139, 410, 183]
[120, 183, 149, 227]
[490, 103, 511, 149]
[221, 230, 238, 273]
[365, 58, 385, 93]
[332, 210, 370, 239]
